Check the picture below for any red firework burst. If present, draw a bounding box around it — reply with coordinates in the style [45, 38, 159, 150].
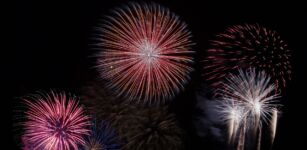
[22, 92, 90, 150]
[204, 24, 291, 90]
[96, 2, 194, 105]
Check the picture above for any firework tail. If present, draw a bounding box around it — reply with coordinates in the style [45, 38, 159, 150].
[256, 128, 262, 150]
[253, 112, 260, 142]
[229, 117, 239, 145]
[270, 109, 278, 146]
[237, 117, 246, 150]
[228, 118, 234, 144]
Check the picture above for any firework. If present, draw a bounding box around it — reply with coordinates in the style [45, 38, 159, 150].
[82, 121, 121, 150]
[22, 92, 90, 150]
[81, 82, 184, 149]
[217, 99, 244, 144]
[81, 81, 141, 125]
[204, 24, 291, 90]
[81, 81, 148, 140]
[121, 107, 184, 150]
[96, 2, 194, 105]
[217, 68, 280, 150]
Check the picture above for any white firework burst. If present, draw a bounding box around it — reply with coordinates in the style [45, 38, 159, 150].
[217, 68, 281, 149]
[217, 98, 245, 144]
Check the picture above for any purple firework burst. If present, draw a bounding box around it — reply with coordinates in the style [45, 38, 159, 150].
[22, 92, 91, 150]
[204, 24, 291, 90]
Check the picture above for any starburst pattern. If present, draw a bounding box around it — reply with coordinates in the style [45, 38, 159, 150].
[217, 68, 280, 149]
[22, 92, 90, 150]
[204, 24, 291, 90]
[96, 2, 194, 104]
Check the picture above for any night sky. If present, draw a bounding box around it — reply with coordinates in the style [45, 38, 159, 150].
[9, 0, 307, 149]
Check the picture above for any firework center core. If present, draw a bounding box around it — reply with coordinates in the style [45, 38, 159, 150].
[139, 40, 159, 64]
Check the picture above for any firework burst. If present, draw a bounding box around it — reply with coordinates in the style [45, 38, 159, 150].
[22, 92, 90, 150]
[217, 99, 244, 144]
[96, 2, 194, 105]
[82, 121, 121, 150]
[204, 24, 291, 90]
[217, 68, 280, 150]
[80, 81, 140, 126]
[121, 107, 184, 150]
[81, 83, 184, 149]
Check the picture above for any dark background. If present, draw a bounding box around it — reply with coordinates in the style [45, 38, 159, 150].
[9, 0, 306, 149]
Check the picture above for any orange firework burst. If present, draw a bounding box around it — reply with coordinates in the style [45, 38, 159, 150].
[96, 2, 194, 105]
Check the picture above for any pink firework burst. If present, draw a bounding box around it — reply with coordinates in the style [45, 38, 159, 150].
[22, 92, 90, 150]
[204, 24, 291, 90]
[96, 2, 194, 104]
